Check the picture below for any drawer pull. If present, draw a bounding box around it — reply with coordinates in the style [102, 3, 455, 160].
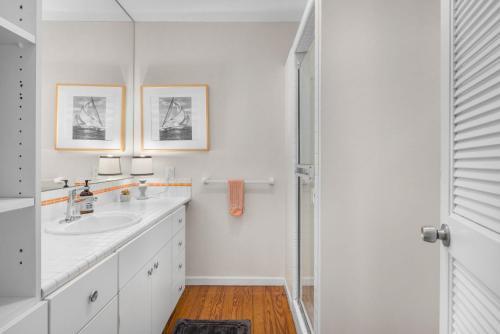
[178, 263, 183, 269]
[178, 241, 183, 247]
[178, 218, 183, 224]
[178, 285, 183, 292]
[154, 261, 159, 269]
[148, 268, 153, 276]
[89, 290, 99, 303]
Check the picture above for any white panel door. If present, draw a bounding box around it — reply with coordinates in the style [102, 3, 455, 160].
[433, 0, 500, 333]
[119, 265, 152, 334]
[151, 243, 173, 334]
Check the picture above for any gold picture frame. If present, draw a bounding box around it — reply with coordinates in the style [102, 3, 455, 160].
[55, 83, 126, 151]
[141, 84, 209, 151]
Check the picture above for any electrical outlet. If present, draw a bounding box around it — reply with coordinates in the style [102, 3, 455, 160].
[165, 166, 175, 180]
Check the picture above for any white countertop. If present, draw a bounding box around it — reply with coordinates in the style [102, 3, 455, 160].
[41, 196, 190, 297]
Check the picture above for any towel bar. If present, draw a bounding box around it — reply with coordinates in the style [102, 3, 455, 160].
[201, 177, 275, 185]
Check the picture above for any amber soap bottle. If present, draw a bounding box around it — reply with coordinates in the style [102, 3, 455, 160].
[80, 180, 94, 214]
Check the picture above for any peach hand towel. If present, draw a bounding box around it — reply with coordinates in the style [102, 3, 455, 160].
[228, 179, 245, 217]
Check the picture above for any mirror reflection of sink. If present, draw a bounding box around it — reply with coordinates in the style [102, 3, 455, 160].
[45, 212, 142, 235]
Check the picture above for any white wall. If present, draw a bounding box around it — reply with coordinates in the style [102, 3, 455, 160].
[134, 23, 297, 280]
[41, 21, 297, 280]
[318, 0, 440, 333]
[40, 21, 134, 182]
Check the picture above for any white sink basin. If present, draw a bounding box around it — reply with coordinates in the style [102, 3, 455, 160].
[45, 212, 142, 235]
[114, 199, 177, 213]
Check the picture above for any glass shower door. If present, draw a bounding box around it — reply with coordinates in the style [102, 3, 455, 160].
[297, 42, 315, 331]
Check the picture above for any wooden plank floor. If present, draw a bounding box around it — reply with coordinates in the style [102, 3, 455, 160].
[163, 286, 297, 334]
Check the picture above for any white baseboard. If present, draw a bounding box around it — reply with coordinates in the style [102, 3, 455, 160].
[186, 276, 285, 286]
[284, 280, 310, 334]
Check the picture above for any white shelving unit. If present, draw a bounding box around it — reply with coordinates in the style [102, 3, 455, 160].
[0, 197, 35, 213]
[0, 16, 35, 44]
[0, 0, 41, 329]
[0, 297, 38, 328]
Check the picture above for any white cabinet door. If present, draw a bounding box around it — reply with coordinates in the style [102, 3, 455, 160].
[79, 297, 118, 334]
[118, 215, 172, 290]
[436, 1, 500, 333]
[119, 265, 152, 334]
[152, 243, 173, 334]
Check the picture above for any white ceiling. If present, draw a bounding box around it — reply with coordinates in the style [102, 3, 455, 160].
[42, 0, 307, 22]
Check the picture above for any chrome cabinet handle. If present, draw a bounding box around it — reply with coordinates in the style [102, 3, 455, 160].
[148, 268, 153, 276]
[178, 218, 183, 224]
[89, 290, 99, 303]
[421, 224, 450, 247]
[178, 285, 183, 292]
[154, 261, 159, 269]
[178, 241, 183, 247]
[178, 263, 183, 269]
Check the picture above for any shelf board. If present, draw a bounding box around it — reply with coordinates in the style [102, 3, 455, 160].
[0, 16, 35, 45]
[0, 297, 38, 330]
[0, 197, 35, 213]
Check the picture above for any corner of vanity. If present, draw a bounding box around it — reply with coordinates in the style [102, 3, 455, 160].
[42, 198, 188, 334]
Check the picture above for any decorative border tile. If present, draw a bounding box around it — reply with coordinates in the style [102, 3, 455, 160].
[41, 180, 192, 206]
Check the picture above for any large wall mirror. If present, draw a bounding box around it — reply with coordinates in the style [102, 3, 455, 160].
[40, 1, 217, 192]
[41, 0, 134, 191]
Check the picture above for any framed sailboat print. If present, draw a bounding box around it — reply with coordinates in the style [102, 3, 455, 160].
[55, 84, 126, 151]
[141, 84, 209, 151]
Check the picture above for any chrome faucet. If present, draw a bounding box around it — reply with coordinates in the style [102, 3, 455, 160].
[64, 189, 81, 223]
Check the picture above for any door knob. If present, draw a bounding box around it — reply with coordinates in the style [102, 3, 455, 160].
[421, 224, 450, 247]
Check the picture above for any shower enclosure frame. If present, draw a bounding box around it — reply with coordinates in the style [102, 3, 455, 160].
[285, 0, 321, 332]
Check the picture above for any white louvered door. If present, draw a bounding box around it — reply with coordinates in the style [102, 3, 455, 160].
[439, 0, 500, 333]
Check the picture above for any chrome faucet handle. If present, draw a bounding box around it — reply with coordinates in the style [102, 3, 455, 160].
[64, 189, 81, 223]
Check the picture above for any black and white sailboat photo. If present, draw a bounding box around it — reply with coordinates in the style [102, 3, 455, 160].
[72, 96, 107, 140]
[158, 97, 193, 141]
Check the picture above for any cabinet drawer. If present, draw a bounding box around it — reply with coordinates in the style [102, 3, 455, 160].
[172, 206, 185, 234]
[172, 229, 185, 259]
[118, 214, 172, 289]
[172, 280, 185, 304]
[78, 297, 117, 334]
[173, 252, 185, 283]
[46, 254, 118, 334]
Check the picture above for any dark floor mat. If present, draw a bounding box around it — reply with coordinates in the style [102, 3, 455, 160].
[172, 319, 251, 334]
